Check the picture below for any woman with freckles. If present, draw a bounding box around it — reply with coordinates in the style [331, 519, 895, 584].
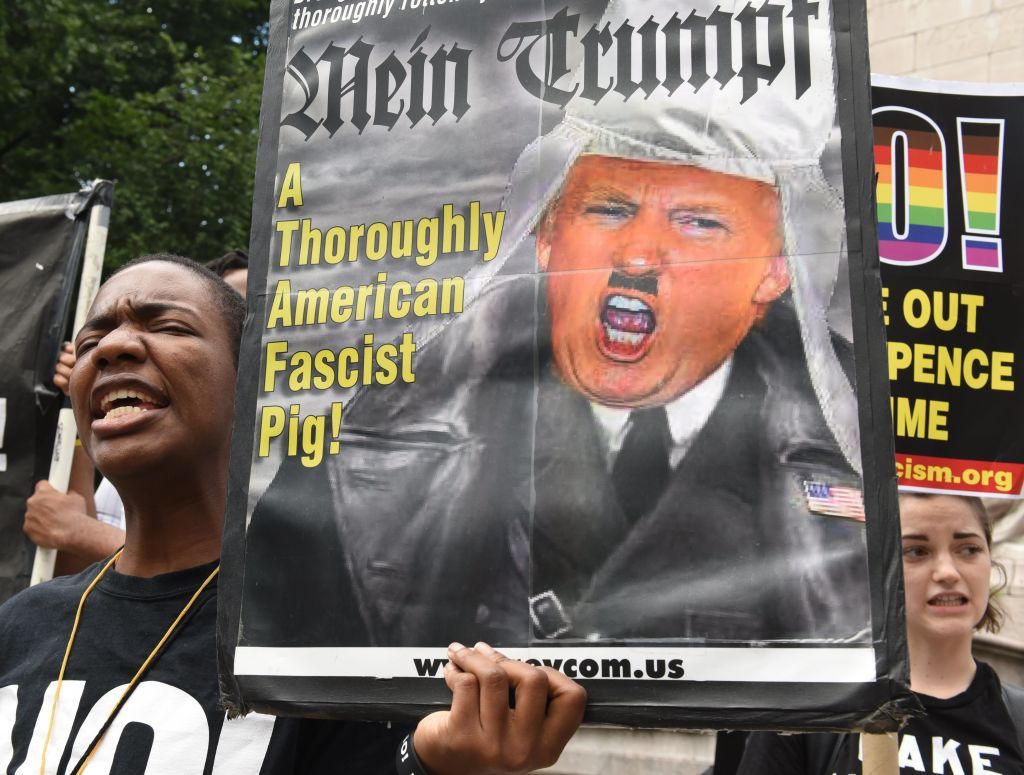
[738, 494, 1024, 774]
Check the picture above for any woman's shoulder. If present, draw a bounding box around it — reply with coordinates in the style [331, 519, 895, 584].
[738, 730, 851, 775]
[988, 662, 1024, 738]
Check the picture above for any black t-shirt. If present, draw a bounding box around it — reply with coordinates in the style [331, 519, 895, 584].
[0, 561, 410, 774]
[739, 661, 1024, 775]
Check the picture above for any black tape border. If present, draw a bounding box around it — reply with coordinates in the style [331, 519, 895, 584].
[832, 0, 912, 720]
[216, 0, 288, 717]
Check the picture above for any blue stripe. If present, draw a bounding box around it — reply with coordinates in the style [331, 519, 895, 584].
[876, 222, 945, 244]
[964, 239, 998, 251]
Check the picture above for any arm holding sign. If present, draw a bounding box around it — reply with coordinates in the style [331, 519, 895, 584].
[23, 342, 125, 574]
[23, 480, 123, 563]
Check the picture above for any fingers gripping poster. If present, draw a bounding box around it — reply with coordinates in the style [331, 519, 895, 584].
[218, 0, 909, 728]
[873, 78, 1024, 498]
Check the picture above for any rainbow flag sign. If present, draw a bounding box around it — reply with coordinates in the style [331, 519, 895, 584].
[873, 77, 1024, 497]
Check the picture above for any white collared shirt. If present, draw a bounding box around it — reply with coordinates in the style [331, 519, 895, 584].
[589, 357, 733, 469]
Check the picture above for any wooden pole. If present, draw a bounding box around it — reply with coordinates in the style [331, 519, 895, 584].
[861, 732, 899, 775]
[30, 187, 110, 586]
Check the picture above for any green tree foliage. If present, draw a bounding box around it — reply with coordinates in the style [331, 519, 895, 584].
[0, 0, 268, 269]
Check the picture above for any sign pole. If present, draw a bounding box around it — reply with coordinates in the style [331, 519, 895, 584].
[30, 185, 110, 586]
[862, 732, 899, 775]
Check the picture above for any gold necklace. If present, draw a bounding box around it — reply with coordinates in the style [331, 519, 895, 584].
[39, 550, 220, 775]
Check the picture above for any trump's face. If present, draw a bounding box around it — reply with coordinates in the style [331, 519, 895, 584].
[536, 154, 789, 408]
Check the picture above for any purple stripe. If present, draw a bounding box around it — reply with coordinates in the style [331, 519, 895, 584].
[965, 246, 1000, 268]
[879, 240, 939, 262]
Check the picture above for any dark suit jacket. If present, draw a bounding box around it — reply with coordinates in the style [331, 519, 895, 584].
[240, 276, 870, 648]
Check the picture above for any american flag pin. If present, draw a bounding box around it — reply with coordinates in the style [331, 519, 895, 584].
[803, 481, 866, 522]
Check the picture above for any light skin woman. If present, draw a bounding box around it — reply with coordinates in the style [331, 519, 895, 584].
[899, 493, 1002, 698]
[737, 494, 1019, 774]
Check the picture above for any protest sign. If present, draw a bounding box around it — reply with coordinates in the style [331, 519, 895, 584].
[219, 0, 910, 729]
[0, 182, 113, 603]
[873, 77, 1024, 498]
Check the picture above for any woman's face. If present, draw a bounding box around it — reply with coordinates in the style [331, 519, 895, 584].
[900, 496, 992, 645]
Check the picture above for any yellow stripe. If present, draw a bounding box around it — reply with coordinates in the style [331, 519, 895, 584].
[965, 191, 997, 213]
[907, 186, 945, 208]
[876, 184, 945, 208]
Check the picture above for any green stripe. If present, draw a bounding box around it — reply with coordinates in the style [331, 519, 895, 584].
[876, 204, 945, 227]
[967, 212, 996, 231]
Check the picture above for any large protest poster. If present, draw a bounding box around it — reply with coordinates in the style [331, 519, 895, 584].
[218, 0, 910, 728]
[873, 78, 1024, 498]
[0, 184, 112, 603]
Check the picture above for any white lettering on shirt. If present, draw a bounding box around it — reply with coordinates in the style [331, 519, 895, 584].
[211, 712, 276, 774]
[900, 734, 926, 772]
[2, 681, 277, 774]
[0, 685, 20, 771]
[14, 680, 86, 775]
[932, 736, 966, 775]
[967, 744, 1001, 774]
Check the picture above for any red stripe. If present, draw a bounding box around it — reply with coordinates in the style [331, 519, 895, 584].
[907, 148, 944, 170]
[961, 153, 999, 175]
[871, 146, 943, 170]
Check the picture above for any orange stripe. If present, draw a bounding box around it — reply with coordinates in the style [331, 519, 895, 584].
[907, 167, 944, 188]
[964, 171, 998, 194]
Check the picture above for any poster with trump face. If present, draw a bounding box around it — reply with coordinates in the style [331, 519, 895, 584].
[218, 0, 910, 729]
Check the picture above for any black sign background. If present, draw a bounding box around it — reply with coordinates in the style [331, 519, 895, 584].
[0, 190, 102, 602]
[874, 81, 1024, 496]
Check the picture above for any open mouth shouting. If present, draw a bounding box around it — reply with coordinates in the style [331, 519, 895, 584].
[91, 380, 169, 434]
[598, 272, 658, 361]
[927, 592, 969, 611]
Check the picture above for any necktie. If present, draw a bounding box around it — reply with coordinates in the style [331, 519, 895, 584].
[611, 406, 672, 526]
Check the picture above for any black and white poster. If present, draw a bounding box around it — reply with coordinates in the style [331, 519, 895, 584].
[218, 0, 910, 729]
[873, 77, 1024, 498]
[0, 184, 111, 603]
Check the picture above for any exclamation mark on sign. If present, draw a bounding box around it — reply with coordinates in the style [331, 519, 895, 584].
[329, 402, 343, 455]
[957, 117, 1005, 272]
[0, 398, 7, 472]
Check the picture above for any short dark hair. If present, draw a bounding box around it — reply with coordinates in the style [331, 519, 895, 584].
[899, 493, 1006, 633]
[205, 249, 248, 278]
[112, 254, 246, 365]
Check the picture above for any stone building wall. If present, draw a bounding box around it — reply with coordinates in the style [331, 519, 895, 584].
[867, 0, 1024, 80]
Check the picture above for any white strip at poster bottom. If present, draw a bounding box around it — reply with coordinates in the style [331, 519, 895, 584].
[234, 646, 877, 683]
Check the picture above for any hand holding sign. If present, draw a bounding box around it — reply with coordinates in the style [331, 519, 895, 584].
[412, 642, 586, 775]
[53, 342, 76, 397]
[23, 481, 89, 549]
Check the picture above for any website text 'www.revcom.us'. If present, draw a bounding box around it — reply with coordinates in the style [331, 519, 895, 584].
[414, 656, 685, 680]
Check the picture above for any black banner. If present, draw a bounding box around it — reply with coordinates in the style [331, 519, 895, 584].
[0, 185, 111, 603]
[218, 0, 910, 730]
[873, 78, 1024, 497]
